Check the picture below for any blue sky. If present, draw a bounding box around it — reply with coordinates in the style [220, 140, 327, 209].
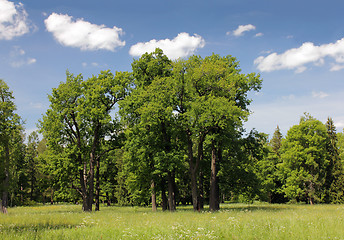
[1, 0, 344, 138]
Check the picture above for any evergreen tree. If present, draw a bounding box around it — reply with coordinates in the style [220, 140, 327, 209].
[326, 117, 344, 203]
[255, 127, 286, 203]
[270, 126, 283, 156]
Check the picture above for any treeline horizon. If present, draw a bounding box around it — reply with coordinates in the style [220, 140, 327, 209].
[1, 49, 344, 213]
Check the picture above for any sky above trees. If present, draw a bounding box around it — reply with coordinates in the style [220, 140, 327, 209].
[1, 0, 344, 137]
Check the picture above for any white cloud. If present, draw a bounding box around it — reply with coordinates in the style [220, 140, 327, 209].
[260, 49, 273, 55]
[44, 13, 125, 51]
[330, 64, 344, 72]
[27, 58, 36, 64]
[129, 32, 205, 60]
[10, 57, 36, 67]
[0, 0, 33, 40]
[231, 24, 256, 37]
[9, 46, 36, 67]
[254, 38, 344, 73]
[255, 32, 263, 37]
[295, 66, 307, 74]
[312, 91, 329, 99]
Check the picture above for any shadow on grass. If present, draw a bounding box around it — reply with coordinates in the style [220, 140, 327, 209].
[10, 205, 84, 215]
[173, 203, 295, 213]
[218, 204, 294, 212]
[0, 223, 81, 233]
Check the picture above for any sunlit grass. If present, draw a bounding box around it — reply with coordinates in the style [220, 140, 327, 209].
[1, 203, 344, 239]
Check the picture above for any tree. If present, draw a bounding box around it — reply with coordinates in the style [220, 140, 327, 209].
[25, 131, 40, 201]
[172, 54, 262, 211]
[280, 114, 329, 204]
[120, 49, 182, 211]
[39, 70, 130, 211]
[0, 79, 23, 213]
[270, 126, 283, 156]
[325, 117, 344, 203]
[34, 138, 55, 205]
[255, 127, 286, 203]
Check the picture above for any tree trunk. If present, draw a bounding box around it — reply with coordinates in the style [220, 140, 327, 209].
[86, 123, 100, 212]
[199, 170, 204, 211]
[106, 192, 111, 206]
[1, 191, 8, 214]
[216, 144, 221, 207]
[80, 161, 90, 211]
[1, 144, 10, 214]
[190, 168, 199, 211]
[151, 180, 157, 212]
[209, 141, 220, 211]
[95, 157, 100, 211]
[50, 188, 54, 205]
[86, 155, 95, 212]
[167, 171, 176, 211]
[161, 180, 168, 211]
[160, 120, 176, 211]
[20, 185, 23, 205]
[187, 133, 199, 211]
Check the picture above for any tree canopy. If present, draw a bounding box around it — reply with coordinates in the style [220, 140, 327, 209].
[1, 50, 344, 213]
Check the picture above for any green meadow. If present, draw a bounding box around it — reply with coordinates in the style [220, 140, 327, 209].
[1, 203, 344, 239]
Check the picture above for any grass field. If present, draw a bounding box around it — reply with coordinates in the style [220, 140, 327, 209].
[0, 203, 344, 239]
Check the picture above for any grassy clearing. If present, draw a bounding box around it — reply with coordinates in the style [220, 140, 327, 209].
[0, 203, 344, 239]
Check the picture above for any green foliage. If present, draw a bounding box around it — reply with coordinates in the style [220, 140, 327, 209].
[7, 50, 344, 210]
[220, 130, 268, 202]
[325, 118, 344, 203]
[39, 70, 130, 210]
[255, 126, 286, 203]
[280, 114, 329, 204]
[0, 79, 25, 209]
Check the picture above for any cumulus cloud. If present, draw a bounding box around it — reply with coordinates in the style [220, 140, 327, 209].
[44, 13, 125, 51]
[129, 32, 205, 60]
[229, 24, 256, 37]
[9, 46, 36, 67]
[254, 38, 344, 73]
[0, 0, 33, 40]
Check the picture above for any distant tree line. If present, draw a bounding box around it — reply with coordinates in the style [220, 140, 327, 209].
[1, 49, 344, 213]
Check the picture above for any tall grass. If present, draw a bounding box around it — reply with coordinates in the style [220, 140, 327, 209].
[0, 203, 344, 239]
